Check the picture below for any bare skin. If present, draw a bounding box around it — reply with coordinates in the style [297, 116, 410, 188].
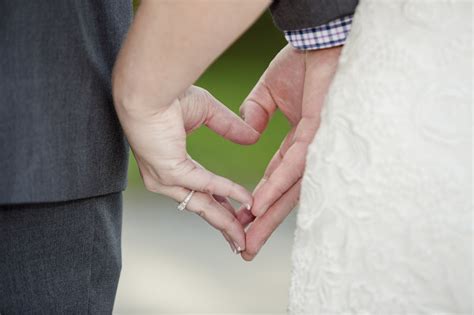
[112, 0, 270, 252]
[112, 0, 341, 256]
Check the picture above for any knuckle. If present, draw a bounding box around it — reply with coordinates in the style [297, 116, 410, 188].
[201, 176, 216, 195]
[227, 183, 239, 197]
[191, 201, 211, 219]
[202, 182, 213, 194]
[204, 196, 215, 210]
[196, 210, 206, 219]
[220, 124, 233, 139]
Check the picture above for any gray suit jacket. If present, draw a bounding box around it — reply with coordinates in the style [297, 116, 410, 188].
[271, 0, 359, 30]
[0, 0, 132, 204]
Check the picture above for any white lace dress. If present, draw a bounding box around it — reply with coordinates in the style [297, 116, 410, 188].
[289, 1, 472, 314]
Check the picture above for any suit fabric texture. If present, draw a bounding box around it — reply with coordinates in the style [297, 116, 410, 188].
[0, 0, 132, 204]
[0, 192, 123, 313]
[0, 1, 130, 313]
[271, 0, 359, 30]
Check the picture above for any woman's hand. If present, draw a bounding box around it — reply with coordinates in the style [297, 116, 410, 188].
[111, 0, 270, 252]
[117, 85, 260, 252]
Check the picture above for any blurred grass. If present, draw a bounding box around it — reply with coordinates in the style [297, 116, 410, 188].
[127, 10, 289, 188]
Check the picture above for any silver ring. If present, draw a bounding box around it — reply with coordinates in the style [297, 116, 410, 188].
[177, 190, 195, 211]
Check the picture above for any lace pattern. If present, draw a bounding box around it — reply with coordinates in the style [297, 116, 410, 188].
[289, 1, 472, 314]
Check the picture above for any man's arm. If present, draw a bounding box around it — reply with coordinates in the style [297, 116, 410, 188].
[271, 0, 358, 51]
[238, 0, 359, 259]
[270, 0, 358, 31]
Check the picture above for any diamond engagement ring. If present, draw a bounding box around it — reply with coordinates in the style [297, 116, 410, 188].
[177, 190, 195, 211]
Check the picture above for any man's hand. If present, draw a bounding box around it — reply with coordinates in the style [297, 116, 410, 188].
[238, 44, 342, 260]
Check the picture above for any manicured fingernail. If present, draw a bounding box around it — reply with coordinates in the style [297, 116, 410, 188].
[233, 241, 243, 253]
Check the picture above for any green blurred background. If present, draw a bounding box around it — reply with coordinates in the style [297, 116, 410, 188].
[128, 3, 290, 188]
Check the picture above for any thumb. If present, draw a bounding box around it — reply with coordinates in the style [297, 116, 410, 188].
[239, 79, 277, 134]
[184, 86, 260, 145]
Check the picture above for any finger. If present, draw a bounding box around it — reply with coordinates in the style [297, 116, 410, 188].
[214, 195, 237, 214]
[241, 180, 301, 261]
[213, 194, 232, 207]
[251, 118, 318, 216]
[239, 81, 277, 134]
[180, 86, 260, 144]
[237, 127, 296, 227]
[251, 141, 307, 217]
[221, 231, 238, 254]
[171, 157, 253, 209]
[213, 195, 241, 253]
[215, 196, 244, 253]
[235, 138, 291, 229]
[239, 45, 305, 132]
[204, 92, 261, 145]
[161, 186, 246, 251]
[236, 206, 255, 228]
[237, 132, 295, 230]
[190, 157, 243, 214]
[260, 127, 296, 182]
[212, 194, 227, 203]
[190, 158, 240, 214]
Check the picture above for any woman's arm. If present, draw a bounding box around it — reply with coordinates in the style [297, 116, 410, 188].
[113, 0, 270, 116]
[111, 0, 270, 253]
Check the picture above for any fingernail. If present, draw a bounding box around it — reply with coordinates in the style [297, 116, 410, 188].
[233, 241, 243, 253]
[245, 203, 251, 211]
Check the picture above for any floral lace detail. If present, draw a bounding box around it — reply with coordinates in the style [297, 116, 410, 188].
[289, 0, 472, 314]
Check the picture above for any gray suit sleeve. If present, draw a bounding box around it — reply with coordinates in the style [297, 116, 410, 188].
[270, 0, 359, 31]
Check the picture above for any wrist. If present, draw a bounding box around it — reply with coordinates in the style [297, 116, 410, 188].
[305, 46, 342, 70]
[112, 70, 177, 123]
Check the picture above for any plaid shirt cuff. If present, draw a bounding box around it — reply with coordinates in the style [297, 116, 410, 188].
[284, 15, 353, 50]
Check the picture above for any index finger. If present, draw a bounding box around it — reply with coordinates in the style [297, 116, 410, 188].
[241, 179, 301, 261]
[171, 158, 253, 209]
[251, 141, 307, 217]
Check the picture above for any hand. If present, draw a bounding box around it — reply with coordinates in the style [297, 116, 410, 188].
[111, 0, 270, 253]
[115, 85, 260, 253]
[237, 45, 342, 260]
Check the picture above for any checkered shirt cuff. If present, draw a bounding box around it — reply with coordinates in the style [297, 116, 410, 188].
[284, 15, 353, 50]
